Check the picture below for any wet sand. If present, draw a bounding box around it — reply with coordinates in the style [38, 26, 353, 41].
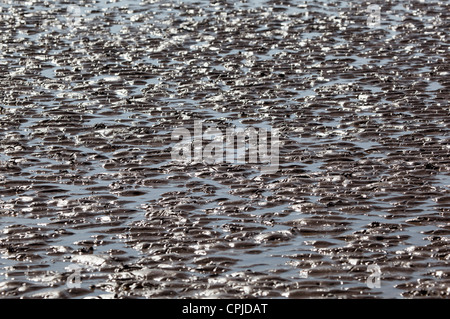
[0, 0, 449, 298]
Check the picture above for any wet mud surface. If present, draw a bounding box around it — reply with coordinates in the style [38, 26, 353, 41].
[0, 0, 449, 298]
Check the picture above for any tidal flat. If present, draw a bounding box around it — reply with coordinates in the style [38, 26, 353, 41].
[0, 0, 449, 299]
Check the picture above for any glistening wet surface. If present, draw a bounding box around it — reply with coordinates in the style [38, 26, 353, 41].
[0, 0, 449, 299]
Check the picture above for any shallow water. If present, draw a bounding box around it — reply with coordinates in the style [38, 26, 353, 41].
[0, 0, 449, 299]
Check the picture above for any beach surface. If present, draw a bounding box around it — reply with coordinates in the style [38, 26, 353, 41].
[0, 0, 449, 298]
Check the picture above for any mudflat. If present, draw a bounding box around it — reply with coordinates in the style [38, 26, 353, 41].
[0, 0, 449, 299]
